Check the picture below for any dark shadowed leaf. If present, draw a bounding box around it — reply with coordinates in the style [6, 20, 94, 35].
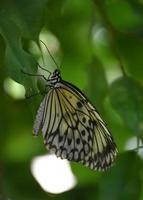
[109, 76, 143, 135]
[97, 152, 142, 200]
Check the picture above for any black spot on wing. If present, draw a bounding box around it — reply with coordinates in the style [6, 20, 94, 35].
[76, 138, 80, 145]
[59, 135, 63, 143]
[77, 101, 82, 108]
[82, 117, 86, 123]
[81, 130, 86, 136]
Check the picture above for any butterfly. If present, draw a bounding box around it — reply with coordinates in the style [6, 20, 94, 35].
[33, 68, 117, 171]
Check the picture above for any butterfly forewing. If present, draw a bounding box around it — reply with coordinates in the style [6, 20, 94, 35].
[33, 71, 117, 171]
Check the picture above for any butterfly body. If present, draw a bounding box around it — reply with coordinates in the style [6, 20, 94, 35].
[33, 69, 117, 171]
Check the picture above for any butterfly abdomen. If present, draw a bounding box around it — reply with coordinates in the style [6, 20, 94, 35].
[33, 98, 46, 136]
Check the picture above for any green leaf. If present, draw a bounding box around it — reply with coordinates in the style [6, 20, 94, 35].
[116, 35, 143, 81]
[0, 16, 38, 94]
[97, 152, 142, 200]
[103, 97, 132, 151]
[0, 0, 48, 40]
[109, 76, 143, 135]
[105, 0, 143, 31]
[0, 0, 49, 93]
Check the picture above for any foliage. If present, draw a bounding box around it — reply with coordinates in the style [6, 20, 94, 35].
[0, 0, 143, 199]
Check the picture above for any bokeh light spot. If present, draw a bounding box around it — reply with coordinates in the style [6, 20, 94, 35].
[3, 78, 25, 99]
[31, 154, 77, 194]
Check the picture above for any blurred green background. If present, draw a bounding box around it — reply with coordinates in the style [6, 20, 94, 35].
[0, 0, 143, 199]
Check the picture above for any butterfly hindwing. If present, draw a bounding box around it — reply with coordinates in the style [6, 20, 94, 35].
[59, 82, 117, 170]
[38, 80, 117, 171]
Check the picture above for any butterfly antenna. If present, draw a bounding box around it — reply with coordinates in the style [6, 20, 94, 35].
[35, 40, 52, 75]
[37, 63, 52, 75]
[40, 40, 60, 69]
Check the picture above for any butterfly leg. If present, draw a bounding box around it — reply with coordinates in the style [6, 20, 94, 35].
[21, 69, 48, 81]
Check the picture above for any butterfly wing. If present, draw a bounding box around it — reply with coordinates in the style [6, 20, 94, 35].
[58, 81, 117, 170]
[34, 80, 117, 171]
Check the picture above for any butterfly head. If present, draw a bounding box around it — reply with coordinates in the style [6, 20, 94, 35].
[52, 69, 60, 77]
[48, 69, 61, 88]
